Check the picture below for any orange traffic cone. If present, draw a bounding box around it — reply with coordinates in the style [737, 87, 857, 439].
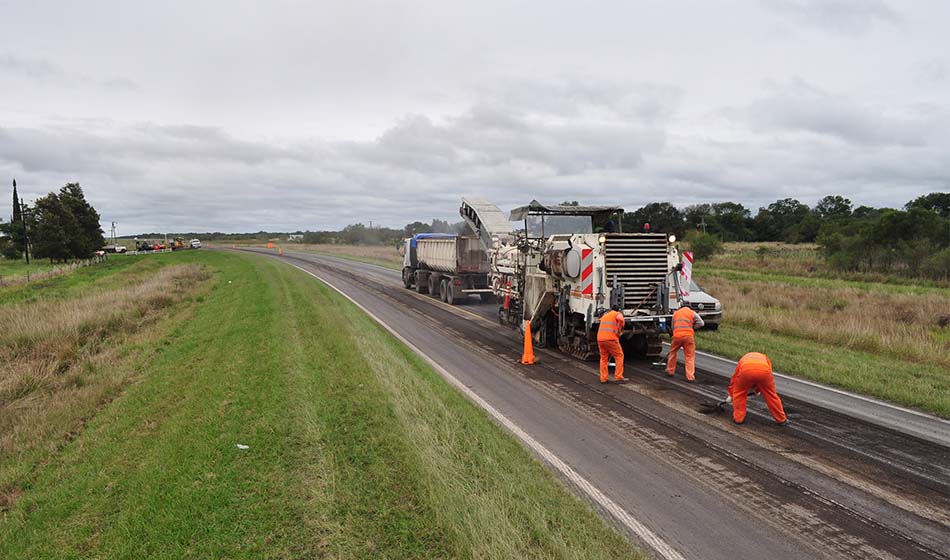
[520, 320, 536, 365]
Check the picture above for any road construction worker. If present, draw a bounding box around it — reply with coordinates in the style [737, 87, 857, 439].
[726, 352, 788, 426]
[666, 304, 704, 381]
[598, 304, 626, 383]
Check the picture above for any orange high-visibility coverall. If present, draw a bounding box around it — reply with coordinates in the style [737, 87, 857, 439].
[597, 310, 626, 383]
[729, 352, 787, 424]
[666, 307, 703, 381]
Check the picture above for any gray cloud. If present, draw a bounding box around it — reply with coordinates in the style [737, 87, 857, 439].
[764, 0, 901, 34]
[0, 52, 140, 91]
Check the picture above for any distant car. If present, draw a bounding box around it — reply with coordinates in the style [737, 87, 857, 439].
[670, 280, 722, 330]
[103, 245, 127, 253]
[189, 239, 201, 249]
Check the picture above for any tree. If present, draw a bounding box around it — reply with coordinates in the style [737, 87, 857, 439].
[8, 179, 24, 258]
[58, 183, 104, 259]
[710, 202, 753, 241]
[403, 221, 431, 237]
[624, 202, 685, 235]
[814, 195, 853, 221]
[906, 192, 950, 219]
[31, 192, 74, 262]
[685, 230, 723, 260]
[754, 198, 810, 242]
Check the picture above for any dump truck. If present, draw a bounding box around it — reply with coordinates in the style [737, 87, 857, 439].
[401, 233, 493, 304]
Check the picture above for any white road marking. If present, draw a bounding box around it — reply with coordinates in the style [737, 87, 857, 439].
[288, 261, 687, 560]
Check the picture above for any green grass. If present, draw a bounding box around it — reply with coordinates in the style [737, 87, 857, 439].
[0, 254, 172, 305]
[702, 266, 950, 297]
[0, 259, 57, 278]
[697, 325, 950, 417]
[0, 251, 641, 559]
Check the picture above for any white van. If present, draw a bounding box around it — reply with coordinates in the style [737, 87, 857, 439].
[189, 239, 202, 249]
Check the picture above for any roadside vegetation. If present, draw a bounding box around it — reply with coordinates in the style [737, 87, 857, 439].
[693, 243, 950, 417]
[0, 250, 642, 559]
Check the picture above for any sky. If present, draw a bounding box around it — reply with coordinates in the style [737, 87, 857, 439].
[1, 0, 948, 235]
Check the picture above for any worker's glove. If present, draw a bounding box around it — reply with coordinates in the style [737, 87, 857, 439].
[724, 395, 732, 405]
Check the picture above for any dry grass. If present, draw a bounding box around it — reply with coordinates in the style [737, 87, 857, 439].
[703, 275, 950, 368]
[0, 264, 211, 508]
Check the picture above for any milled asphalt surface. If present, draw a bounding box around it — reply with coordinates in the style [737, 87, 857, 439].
[242, 248, 949, 560]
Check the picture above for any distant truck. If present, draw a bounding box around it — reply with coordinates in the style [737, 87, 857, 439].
[401, 233, 493, 304]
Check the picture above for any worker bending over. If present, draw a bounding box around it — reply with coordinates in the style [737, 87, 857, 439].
[726, 352, 788, 426]
[666, 304, 704, 381]
[598, 304, 627, 384]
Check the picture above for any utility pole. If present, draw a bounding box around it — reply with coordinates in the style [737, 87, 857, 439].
[698, 216, 707, 234]
[111, 221, 117, 247]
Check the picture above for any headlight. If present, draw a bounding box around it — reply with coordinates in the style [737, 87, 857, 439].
[668, 234, 676, 243]
[598, 235, 606, 244]
[715, 302, 722, 311]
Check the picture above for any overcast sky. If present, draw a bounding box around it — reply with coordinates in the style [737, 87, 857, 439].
[2, 0, 948, 234]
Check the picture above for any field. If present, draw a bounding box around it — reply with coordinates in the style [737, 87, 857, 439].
[0, 250, 641, 559]
[694, 243, 950, 416]
[236, 242, 404, 271]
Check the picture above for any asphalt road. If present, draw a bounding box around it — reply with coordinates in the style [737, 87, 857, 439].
[244, 248, 949, 560]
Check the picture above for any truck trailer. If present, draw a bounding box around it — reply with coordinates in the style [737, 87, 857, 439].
[401, 233, 493, 304]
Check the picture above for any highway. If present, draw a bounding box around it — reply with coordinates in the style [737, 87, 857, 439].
[247, 248, 949, 560]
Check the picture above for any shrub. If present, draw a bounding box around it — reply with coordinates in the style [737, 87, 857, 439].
[686, 231, 723, 260]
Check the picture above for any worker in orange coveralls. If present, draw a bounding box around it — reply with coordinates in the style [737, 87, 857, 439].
[598, 304, 627, 384]
[726, 352, 789, 426]
[666, 305, 704, 381]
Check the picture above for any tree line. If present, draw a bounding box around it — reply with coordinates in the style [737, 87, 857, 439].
[2, 181, 105, 263]
[627, 193, 949, 280]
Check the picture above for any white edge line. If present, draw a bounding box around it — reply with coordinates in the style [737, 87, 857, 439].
[663, 343, 948, 424]
[287, 261, 687, 560]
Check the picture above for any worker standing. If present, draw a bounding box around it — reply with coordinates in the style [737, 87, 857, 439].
[725, 352, 788, 426]
[598, 304, 627, 384]
[666, 304, 704, 381]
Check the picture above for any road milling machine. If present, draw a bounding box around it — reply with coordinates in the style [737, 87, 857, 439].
[459, 198, 683, 360]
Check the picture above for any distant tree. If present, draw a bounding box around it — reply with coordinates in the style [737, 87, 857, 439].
[58, 183, 104, 258]
[559, 201, 580, 206]
[754, 198, 810, 242]
[624, 202, 685, 235]
[8, 179, 24, 258]
[905, 192, 950, 219]
[814, 195, 853, 221]
[430, 219, 453, 233]
[31, 192, 74, 262]
[710, 202, 753, 241]
[403, 221, 432, 237]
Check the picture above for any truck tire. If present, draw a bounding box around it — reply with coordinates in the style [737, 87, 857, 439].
[440, 279, 449, 302]
[416, 272, 429, 294]
[428, 274, 441, 298]
[445, 283, 456, 305]
[402, 268, 413, 289]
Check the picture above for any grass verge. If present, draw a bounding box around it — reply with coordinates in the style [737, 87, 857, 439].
[0, 250, 641, 559]
[697, 324, 950, 417]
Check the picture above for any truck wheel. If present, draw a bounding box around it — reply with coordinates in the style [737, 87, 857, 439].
[402, 268, 413, 289]
[428, 274, 441, 298]
[440, 279, 449, 302]
[445, 283, 456, 305]
[416, 273, 429, 294]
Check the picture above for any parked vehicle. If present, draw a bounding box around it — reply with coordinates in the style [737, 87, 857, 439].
[190, 239, 202, 249]
[671, 280, 722, 330]
[103, 244, 127, 253]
